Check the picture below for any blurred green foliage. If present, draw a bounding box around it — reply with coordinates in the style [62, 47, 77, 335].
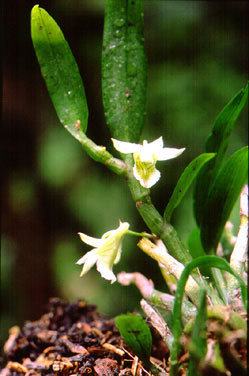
[38, 127, 86, 188]
[2, 0, 248, 350]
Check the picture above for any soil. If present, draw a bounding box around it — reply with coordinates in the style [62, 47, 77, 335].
[1, 298, 247, 376]
[0, 298, 169, 376]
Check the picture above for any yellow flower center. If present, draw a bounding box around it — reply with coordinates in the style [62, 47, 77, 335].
[133, 152, 157, 181]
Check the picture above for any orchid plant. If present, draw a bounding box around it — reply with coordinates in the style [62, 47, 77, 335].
[31, 2, 248, 376]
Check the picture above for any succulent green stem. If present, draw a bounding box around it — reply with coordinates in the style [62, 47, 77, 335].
[77, 130, 127, 176]
[123, 155, 193, 263]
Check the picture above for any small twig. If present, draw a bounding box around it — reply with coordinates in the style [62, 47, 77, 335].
[140, 299, 172, 347]
[120, 347, 151, 376]
[102, 343, 125, 356]
[131, 356, 138, 376]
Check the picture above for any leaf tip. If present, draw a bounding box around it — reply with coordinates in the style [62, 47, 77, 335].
[31, 4, 40, 14]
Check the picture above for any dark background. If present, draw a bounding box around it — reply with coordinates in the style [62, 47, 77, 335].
[2, 0, 248, 349]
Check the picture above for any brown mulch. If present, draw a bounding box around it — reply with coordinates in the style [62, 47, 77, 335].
[0, 298, 169, 376]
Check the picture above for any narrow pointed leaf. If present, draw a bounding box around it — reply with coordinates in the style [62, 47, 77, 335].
[206, 82, 248, 164]
[164, 153, 215, 222]
[102, 0, 147, 142]
[115, 314, 152, 367]
[31, 5, 88, 139]
[200, 146, 248, 253]
[194, 83, 248, 225]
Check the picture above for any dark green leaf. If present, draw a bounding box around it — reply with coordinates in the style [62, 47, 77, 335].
[164, 153, 215, 222]
[200, 146, 248, 253]
[115, 314, 152, 367]
[205, 83, 248, 164]
[194, 83, 248, 225]
[187, 228, 206, 259]
[187, 227, 212, 278]
[31, 5, 88, 139]
[102, 0, 147, 142]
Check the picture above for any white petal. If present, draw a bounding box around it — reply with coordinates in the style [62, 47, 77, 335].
[116, 221, 130, 233]
[143, 169, 161, 188]
[102, 222, 129, 240]
[102, 229, 115, 239]
[139, 137, 163, 162]
[96, 222, 128, 266]
[111, 138, 141, 154]
[147, 136, 164, 150]
[78, 232, 103, 247]
[133, 166, 161, 188]
[139, 149, 155, 163]
[96, 259, 116, 283]
[76, 248, 97, 265]
[156, 147, 185, 161]
[76, 249, 98, 276]
[114, 245, 122, 264]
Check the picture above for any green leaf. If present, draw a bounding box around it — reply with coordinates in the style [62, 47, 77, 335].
[115, 314, 152, 367]
[187, 289, 207, 376]
[164, 153, 215, 222]
[206, 83, 248, 164]
[169, 255, 247, 376]
[187, 227, 212, 278]
[31, 5, 88, 139]
[187, 228, 206, 259]
[194, 83, 248, 226]
[189, 290, 207, 359]
[188, 228, 228, 303]
[102, 0, 147, 142]
[200, 146, 248, 253]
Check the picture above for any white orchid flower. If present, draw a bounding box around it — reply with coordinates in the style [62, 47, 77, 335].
[112, 137, 185, 188]
[76, 221, 129, 283]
